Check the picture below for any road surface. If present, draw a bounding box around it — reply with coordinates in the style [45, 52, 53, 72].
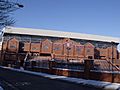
[0, 67, 102, 90]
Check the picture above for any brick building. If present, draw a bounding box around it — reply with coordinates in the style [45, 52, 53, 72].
[0, 27, 120, 65]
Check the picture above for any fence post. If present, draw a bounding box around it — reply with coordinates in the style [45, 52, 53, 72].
[84, 59, 94, 79]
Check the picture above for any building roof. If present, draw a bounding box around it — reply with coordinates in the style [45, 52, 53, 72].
[4, 27, 120, 43]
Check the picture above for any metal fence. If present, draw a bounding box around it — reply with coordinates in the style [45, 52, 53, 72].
[93, 59, 120, 72]
[25, 59, 120, 72]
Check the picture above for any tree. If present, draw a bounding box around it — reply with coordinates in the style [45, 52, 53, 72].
[0, 0, 23, 29]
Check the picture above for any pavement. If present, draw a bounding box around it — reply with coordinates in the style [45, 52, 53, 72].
[0, 66, 120, 90]
[0, 66, 100, 90]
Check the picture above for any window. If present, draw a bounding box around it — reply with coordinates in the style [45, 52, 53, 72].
[87, 49, 90, 53]
[10, 45, 16, 48]
[54, 47, 60, 51]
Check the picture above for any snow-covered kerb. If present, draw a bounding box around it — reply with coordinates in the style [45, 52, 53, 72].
[0, 66, 120, 90]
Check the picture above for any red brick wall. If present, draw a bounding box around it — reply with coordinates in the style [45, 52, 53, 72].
[84, 43, 94, 59]
[24, 43, 30, 52]
[28, 67, 120, 83]
[30, 43, 40, 53]
[41, 39, 52, 53]
[7, 38, 19, 53]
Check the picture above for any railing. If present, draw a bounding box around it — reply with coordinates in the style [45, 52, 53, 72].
[27, 60, 49, 68]
[53, 62, 84, 70]
[93, 59, 120, 72]
[25, 60, 85, 70]
[25, 59, 120, 72]
[23, 53, 29, 63]
[106, 59, 120, 71]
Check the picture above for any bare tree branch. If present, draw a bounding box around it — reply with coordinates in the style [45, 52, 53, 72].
[0, 0, 23, 29]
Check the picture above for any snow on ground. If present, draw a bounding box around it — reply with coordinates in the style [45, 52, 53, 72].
[0, 80, 3, 90]
[0, 85, 3, 90]
[1, 66, 120, 90]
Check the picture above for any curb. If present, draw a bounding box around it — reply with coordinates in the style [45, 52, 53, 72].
[1, 66, 120, 90]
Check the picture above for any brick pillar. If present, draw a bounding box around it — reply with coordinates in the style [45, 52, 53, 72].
[84, 59, 94, 79]
[49, 60, 56, 69]
[49, 60, 56, 74]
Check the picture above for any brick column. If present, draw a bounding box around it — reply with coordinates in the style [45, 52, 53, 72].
[84, 59, 94, 79]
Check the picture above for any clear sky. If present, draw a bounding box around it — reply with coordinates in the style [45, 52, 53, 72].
[13, 0, 120, 50]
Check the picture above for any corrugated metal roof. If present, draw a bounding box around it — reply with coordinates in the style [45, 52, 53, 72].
[4, 27, 120, 43]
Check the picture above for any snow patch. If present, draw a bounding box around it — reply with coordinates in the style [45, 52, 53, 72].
[0, 86, 3, 90]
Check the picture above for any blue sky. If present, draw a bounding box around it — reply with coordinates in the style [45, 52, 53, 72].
[13, 0, 120, 50]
